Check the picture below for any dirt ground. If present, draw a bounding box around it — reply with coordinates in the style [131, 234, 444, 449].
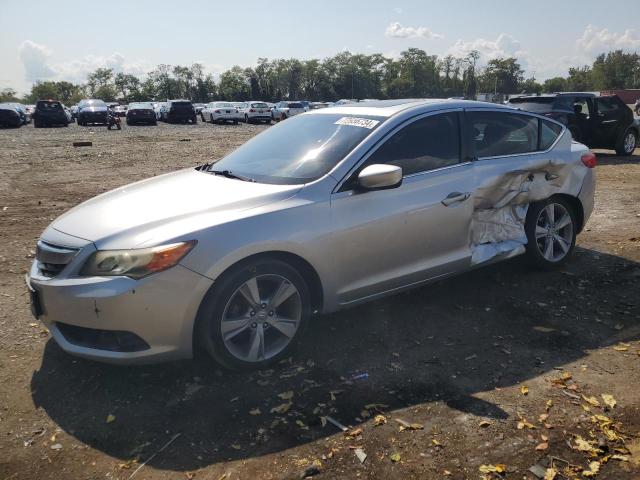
[0, 120, 639, 480]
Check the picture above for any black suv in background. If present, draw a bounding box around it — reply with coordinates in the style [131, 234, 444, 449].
[508, 93, 639, 155]
[33, 100, 71, 127]
[162, 100, 197, 124]
[77, 99, 109, 126]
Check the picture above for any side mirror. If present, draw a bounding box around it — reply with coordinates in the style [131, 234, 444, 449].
[357, 164, 402, 191]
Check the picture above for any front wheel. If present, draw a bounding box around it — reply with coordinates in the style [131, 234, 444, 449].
[525, 197, 577, 270]
[196, 259, 311, 370]
[615, 128, 637, 156]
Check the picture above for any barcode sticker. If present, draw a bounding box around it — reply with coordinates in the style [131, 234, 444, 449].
[334, 117, 380, 129]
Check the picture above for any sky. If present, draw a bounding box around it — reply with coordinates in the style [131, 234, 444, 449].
[1, 0, 640, 94]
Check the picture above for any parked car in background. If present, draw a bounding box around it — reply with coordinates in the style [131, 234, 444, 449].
[300, 100, 310, 111]
[8, 103, 30, 124]
[77, 99, 109, 126]
[508, 93, 638, 155]
[193, 103, 205, 115]
[113, 105, 127, 117]
[272, 101, 305, 121]
[152, 102, 165, 120]
[163, 100, 197, 124]
[126, 102, 157, 125]
[0, 103, 23, 127]
[24, 104, 36, 116]
[240, 101, 272, 124]
[201, 102, 240, 124]
[26, 99, 596, 369]
[70, 105, 79, 119]
[310, 102, 332, 110]
[33, 100, 71, 127]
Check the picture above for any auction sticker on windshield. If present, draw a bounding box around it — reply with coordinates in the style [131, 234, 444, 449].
[334, 117, 380, 129]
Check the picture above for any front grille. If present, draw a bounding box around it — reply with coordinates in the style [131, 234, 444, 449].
[56, 323, 150, 352]
[36, 241, 79, 277]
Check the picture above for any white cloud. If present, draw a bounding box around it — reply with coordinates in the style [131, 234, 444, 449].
[19, 41, 56, 82]
[448, 33, 526, 61]
[385, 22, 443, 40]
[18, 40, 151, 84]
[576, 24, 640, 54]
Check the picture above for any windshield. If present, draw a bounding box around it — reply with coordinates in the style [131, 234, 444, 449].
[209, 113, 383, 184]
[79, 99, 106, 108]
[128, 102, 152, 109]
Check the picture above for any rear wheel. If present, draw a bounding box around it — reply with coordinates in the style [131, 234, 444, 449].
[196, 259, 311, 370]
[615, 128, 637, 156]
[525, 197, 576, 270]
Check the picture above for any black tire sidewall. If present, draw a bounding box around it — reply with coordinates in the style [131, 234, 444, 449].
[196, 259, 311, 370]
[525, 197, 577, 269]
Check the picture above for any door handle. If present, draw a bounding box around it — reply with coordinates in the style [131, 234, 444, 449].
[442, 192, 471, 206]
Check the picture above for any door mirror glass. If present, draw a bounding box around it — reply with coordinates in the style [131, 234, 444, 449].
[357, 164, 402, 190]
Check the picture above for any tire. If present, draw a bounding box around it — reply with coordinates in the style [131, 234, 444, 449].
[201, 113, 205, 122]
[34, 120, 41, 128]
[615, 128, 637, 156]
[233, 119, 238, 125]
[524, 196, 577, 270]
[245, 115, 249, 124]
[196, 258, 311, 370]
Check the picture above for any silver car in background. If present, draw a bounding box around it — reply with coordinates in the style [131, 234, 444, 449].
[27, 99, 596, 369]
[201, 102, 240, 124]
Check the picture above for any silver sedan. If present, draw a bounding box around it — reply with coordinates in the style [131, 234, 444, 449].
[28, 99, 596, 369]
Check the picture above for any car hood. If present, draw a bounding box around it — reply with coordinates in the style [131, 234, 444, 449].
[50, 168, 302, 248]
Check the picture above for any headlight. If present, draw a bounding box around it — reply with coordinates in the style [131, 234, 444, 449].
[80, 241, 196, 279]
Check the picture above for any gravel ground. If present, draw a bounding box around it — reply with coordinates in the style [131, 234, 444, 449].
[0, 120, 639, 480]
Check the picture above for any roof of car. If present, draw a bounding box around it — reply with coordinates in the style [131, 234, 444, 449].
[310, 98, 514, 117]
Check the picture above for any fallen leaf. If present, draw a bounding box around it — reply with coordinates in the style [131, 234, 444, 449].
[106, 414, 116, 424]
[346, 428, 362, 438]
[277, 391, 294, 401]
[601, 394, 617, 409]
[50, 443, 62, 450]
[443, 470, 452, 476]
[390, 452, 401, 462]
[432, 439, 442, 446]
[521, 386, 529, 396]
[373, 414, 387, 426]
[535, 442, 549, 451]
[546, 400, 553, 411]
[611, 454, 629, 462]
[582, 395, 600, 407]
[613, 343, 629, 352]
[395, 418, 423, 431]
[582, 461, 600, 477]
[185, 472, 196, 480]
[539, 413, 549, 422]
[270, 402, 292, 414]
[118, 459, 137, 470]
[544, 468, 557, 480]
[479, 420, 492, 428]
[479, 464, 506, 474]
[249, 408, 261, 416]
[573, 436, 601, 454]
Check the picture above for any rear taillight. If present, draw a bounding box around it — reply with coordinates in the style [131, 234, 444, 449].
[249, 109, 256, 112]
[215, 110, 221, 113]
[581, 152, 597, 168]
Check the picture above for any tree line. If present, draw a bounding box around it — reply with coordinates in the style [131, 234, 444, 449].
[1, 48, 639, 106]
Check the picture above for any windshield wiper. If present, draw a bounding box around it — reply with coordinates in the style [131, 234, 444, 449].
[209, 169, 256, 182]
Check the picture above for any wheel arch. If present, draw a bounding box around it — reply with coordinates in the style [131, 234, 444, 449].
[552, 193, 585, 233]
[191, 250, 324, 355]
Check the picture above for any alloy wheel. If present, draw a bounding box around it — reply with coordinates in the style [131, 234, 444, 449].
[624, 132, 636, 154]
[220, 274, 302, 362]
[534, 203, 573, 262]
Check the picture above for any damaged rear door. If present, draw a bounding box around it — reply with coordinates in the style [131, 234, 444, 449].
[465, 109, 569, 264]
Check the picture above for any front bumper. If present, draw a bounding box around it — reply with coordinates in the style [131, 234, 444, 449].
[28, 231, 213, 364]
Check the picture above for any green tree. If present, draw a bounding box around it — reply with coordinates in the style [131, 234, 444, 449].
[543, 77, 568, 93]
[218, 66, 250, 100]
[0, 87, 21, 102]
[479, 58, 524, 94]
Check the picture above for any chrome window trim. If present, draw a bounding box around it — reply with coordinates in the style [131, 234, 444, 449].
[332, 108, 465, 193]
[464, 107, 567, 161]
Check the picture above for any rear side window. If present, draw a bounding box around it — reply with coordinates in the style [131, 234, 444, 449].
[287, 103, 303, 108]
[540, 120, 563, 150]
[468, 111, 538, 158]
[37, 101, 62, 110]
[366, 112, 460, 176]
[595, 97, 620, 113]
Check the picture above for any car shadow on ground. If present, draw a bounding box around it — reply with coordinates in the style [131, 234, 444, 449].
[30, 247, 640, 471]
[594, 151, 639, 166]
